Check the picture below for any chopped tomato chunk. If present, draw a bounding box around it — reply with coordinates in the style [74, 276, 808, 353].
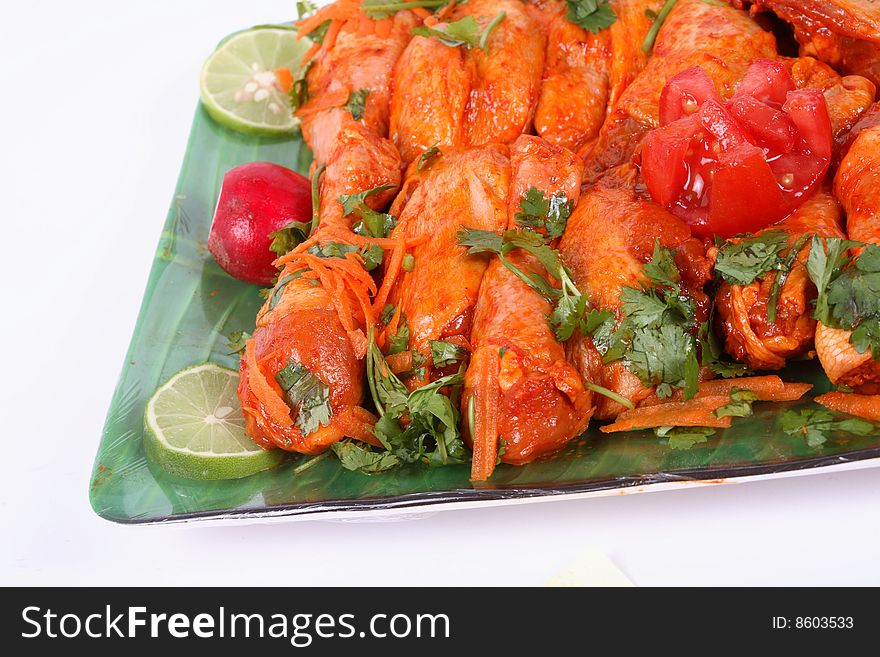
[640, 59, 832, 239]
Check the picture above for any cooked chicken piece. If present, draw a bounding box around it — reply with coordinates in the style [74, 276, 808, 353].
[583, 0, 778, 182]
[385, 145, 510, 387]
[390, 0, 545, 164]
[464, 136, 590, 480]
[559, 165, 713, 419]
[816, 115, 880, 391]
[800, 32, 880, 87]
[525, 0, 654, 153]
[715, 190, 846, 371]
[300, 10, 418, 226]
[733, 0, 880, 44]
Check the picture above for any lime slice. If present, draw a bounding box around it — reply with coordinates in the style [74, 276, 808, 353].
[199, 25, 311, 136]
[144, 364, 283, 480]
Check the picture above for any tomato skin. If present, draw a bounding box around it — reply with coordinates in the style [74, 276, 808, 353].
[782, 89, 832, 159]
[733, 58, 795, 105]
[707, 144, 786, 239]
[728, 95, 798, 153]
[660, 67, 720, 125]
[641, 117, 697, 207]
[639, 60, 832, 240]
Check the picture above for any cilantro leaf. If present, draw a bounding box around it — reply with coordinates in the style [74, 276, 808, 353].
[265, 271, 305, 313]
[274, 360, 332, 436]
[361, 0, 450, 19]
[289, 59, 315, 112]
[514, 187, 573, 240]
[387, 313, 410, 355]
[807, 238, 880, 359]
[411, 12, 506, 51]
[643, 239, 681, 288]
[338, 184, 398, 238]
[363, 330, 468, 469]
[781, 408, 876, 448]
[655, 426, 715, 450]
[714, 230, 789, 286]
[342, 88, 370, 121]
[269, 221, 311, 256]
[714, 388, 758, 419]
[699, 320, 751, 378]
[226, 331, 251, 356]
[566, 0, 617, 34]
[430, 340, 468, 368]
[332, 440, 400, 474]
[308, 242, 384, 271]
[418, 145, 441, 171]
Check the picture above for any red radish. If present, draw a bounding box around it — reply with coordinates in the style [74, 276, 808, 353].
[208, 162, 312, 286]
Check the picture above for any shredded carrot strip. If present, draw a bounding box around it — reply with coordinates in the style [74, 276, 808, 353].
[275, 67, 294, 93]
[600, 396, 734, 433]
[301, 41, 321, 66]
[295, 89, 351, 118]
[815, 392, 880, 421]
[412, 7, 432, 19]
[424, 15, 440, 27]
[385, 351, 414, 374]
[245, 340, 294, 429]
[470, 350, 501, 481]
[373, 238, 407, 313]
[324, 19, 344, 50]
[332, 406, 382, 446]
[435, 2, 455, 19]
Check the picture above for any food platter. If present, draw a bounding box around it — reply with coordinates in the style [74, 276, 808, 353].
[89, 103, 880, 525]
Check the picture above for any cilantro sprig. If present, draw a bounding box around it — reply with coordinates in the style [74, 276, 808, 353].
[411, 12, 506, 51]
[514, 187, 573, 240]
[714, 230, 790, 287]
[337, 328, 468, 474]
[457, 227, 592, 341]
[595, 241, 700, 400]
[361, 0, 453, 19]
[781, 408, 876, 448]
[807, 237, 880, 360]
[342, 88, 370, 121]
[338, 183, 398, 238]
[309, 241, 384, 271]
[566, 0, 617, 34]
[275, 360, 333, 436]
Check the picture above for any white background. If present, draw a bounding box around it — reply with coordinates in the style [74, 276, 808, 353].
[2, 0, 879, 586]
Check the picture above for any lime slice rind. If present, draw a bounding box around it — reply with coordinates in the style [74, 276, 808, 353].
[144, 364, 283, 480]
[199, 26, 312, 136]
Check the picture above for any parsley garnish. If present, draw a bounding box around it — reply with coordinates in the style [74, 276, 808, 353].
[418, 145, 442, 172]
[714, 230, 790, 287]
[566, 0, 617, 34]
[226, 331, 251, 356]
[411, 12, 506, 51]
[514, 187, 573, 240]
[655, 426, 716, 450]
[274, 360, 332, 436]
[807, 237, 880, 360]
[342, 88, 370, 121]
[338, 183, 398, 238]
[430, 340, 468, 368]
[781, 408, 876, 448]
[296, 0, 317, 18]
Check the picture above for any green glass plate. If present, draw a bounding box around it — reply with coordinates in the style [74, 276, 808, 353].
[89, 104, 880, 524]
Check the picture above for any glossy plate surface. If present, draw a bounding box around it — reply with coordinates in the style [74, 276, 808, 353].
[90, 105, 880, 524]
